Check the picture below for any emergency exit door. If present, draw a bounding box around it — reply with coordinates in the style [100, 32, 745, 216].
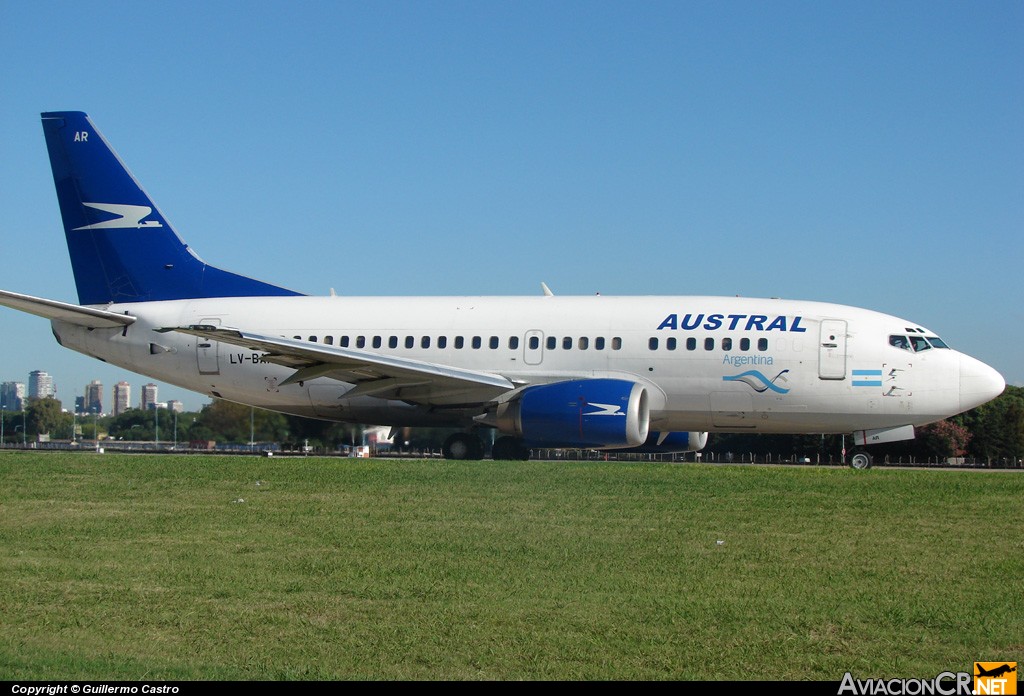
[196, 318, 221, 375]
[818, 319, 847, 380]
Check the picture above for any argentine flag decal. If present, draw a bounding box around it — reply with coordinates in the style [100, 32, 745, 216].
[852, 369, 883, 387]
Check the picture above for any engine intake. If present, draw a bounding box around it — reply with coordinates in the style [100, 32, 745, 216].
[495, 379, 650, 448]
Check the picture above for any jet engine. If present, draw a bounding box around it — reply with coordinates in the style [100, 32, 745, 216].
[494, 379, 649, 448]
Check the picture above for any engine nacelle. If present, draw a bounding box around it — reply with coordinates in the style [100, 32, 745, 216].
[610, 430, 709, 454]
[495, 379, 649, 448]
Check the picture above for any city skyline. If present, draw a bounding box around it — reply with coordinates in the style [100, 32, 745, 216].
[0, 369, 208, 415]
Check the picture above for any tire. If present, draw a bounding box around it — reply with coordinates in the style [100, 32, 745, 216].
[443, 433, 484, 460]
[493, 436, 531, 461]
[849, 450, 873, 470]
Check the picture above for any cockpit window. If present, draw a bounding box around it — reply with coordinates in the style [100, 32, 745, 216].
[889, 335, 910, 350]
[910, 336, 931, 352]
[891, 334, 948, 352]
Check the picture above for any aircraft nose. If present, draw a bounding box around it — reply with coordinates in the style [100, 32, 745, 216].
[960, 354, 1005, 412]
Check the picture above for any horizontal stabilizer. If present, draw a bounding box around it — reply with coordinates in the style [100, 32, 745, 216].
[0, 289, 136, 328]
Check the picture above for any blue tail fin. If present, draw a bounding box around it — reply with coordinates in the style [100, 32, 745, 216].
[41, 111, 303, 305]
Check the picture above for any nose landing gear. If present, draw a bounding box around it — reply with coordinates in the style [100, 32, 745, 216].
[849, 450, 873, 469]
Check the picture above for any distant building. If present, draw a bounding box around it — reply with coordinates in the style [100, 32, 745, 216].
[75, 396, 86, 414]
[166, 400, 185, 413]
[112, 381, 131, 416]
[1, 382, 26, 411]
[85, 380, 103, 414]
[141, 383, 158, 411]
[28, 371, 55, 400]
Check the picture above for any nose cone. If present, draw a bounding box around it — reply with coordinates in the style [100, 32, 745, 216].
[960, 354, 1005, 412]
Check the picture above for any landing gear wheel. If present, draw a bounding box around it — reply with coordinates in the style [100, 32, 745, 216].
[492, 436, 531, 461]
[443, 433, 484, 460]
[849, 450, 873, 470]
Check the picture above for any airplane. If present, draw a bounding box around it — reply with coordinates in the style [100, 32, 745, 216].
[0, 111, 1007, 465]
[975, 664, 1016, 679]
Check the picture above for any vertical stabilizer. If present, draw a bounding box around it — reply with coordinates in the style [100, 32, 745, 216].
[41, 111, 302, 305]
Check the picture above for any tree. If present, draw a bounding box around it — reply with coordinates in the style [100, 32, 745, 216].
[25, 397, 67, 438]
[106, 408, 155, 440]
[959, 385, 1024, 460]
[917, 419, 971, 459]
[190, 400, 290, 444]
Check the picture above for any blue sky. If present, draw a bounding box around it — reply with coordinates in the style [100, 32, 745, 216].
[1, 1, 1021, 412]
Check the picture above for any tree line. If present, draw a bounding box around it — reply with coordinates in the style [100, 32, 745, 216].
[2, 385, 1022, 461]
[705, 385, 1023, 463]
[0, 398, 365, 451]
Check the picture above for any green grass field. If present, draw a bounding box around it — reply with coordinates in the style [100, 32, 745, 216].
[0, 451, 1020, 680]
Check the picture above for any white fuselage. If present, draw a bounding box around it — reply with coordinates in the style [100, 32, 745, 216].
[50, 294, 1004, 435]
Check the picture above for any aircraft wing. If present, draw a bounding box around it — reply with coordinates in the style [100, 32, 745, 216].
[0, 289, 136, 329]
[164, 325, 517, 406]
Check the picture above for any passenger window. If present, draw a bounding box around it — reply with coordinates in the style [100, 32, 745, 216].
[612, 337, 622, 350]
[578, 337, 588, 350]
[758, 338, 768, 351]
[509, 336, 519, 350]
[547, 337, 556, 350]
[340, 336, 350, 348]
[405, 336, 414, 349]
[740, 338, 750, 351]
[422, 336, 431, 349]
[293, 335, 301, 340]
[489, 336, 499, 349]
[595, 337, 605, 350]
[704, 337, 714, 351]
[356, 336, 366, 349]
[472, 336, 482, 349]
[455, 336, 464, 349]
[649, 337, 659, 350]
[388, 336, 398, 349]
[562, 337, 572, 350]
[686, 337, 696, 351]
[437, 336, 447, 349]
[372, 336, 382, 349]
[666, 337, 676, 351]
[529, 336, 539, 350]
[309, 336, 318, 342]
[324, 336, 334, 345]
[722, 338, 733, 351]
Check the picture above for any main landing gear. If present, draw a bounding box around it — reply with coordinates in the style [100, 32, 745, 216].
[491, 436, 531, 461]
[442, 433, 484, 460]
[441, 433, 531, 461]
